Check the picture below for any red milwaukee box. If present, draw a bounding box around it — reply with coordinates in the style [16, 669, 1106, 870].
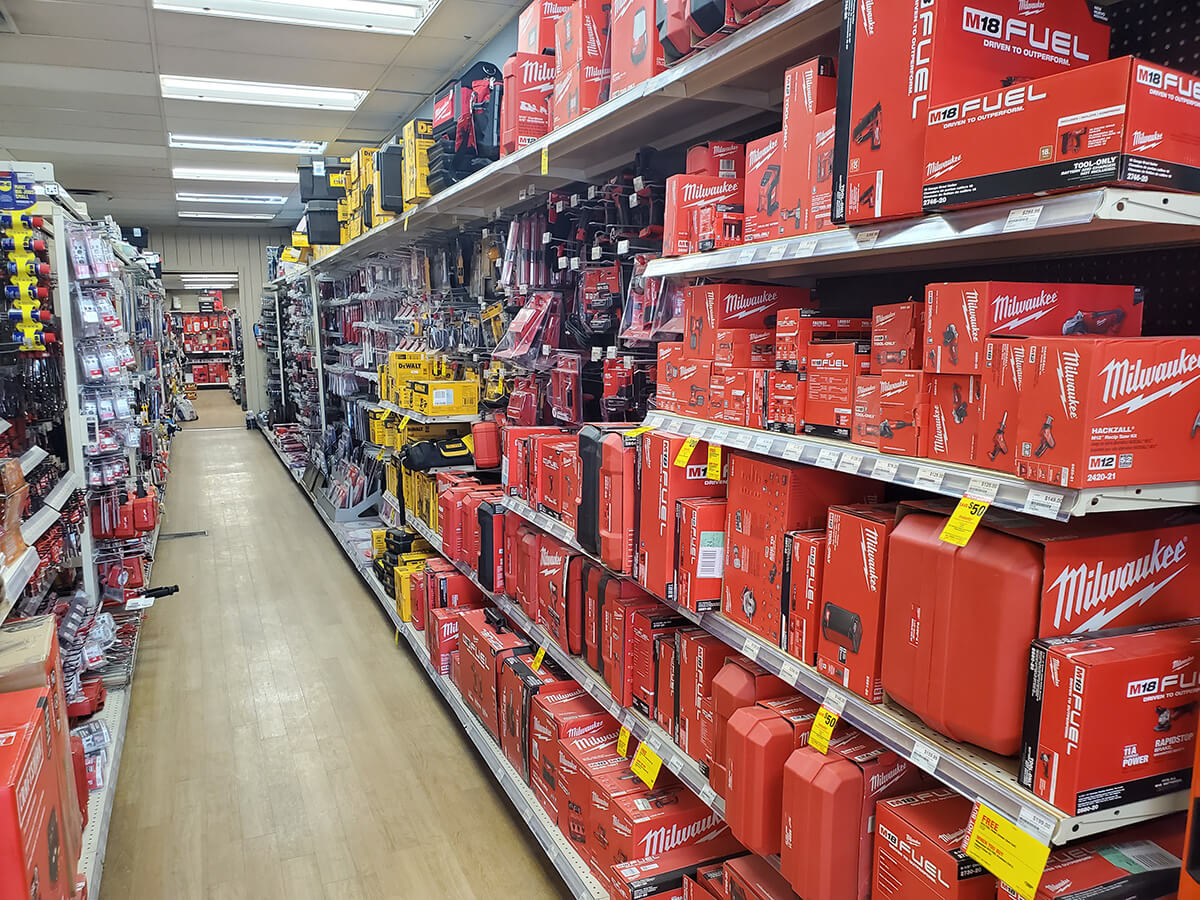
[0, 687, 72, 900]
[656, 342, 688, 411]
[816, 504, 897, 703]
[925, 56, 1200, 212]
[534, 436, 580, 516]
[744, 132, 783, 243]
[676, 360, 713, 418]
[610, 837, 746, 900]
[804, 341, 871, 439]
[834, 0, 1109, 225]
[850, 375, 881, 450]
[725, 694, 818, 856]
[877, 369, 931, 457]
[504, 425, 569, 497]
[781, 726, 927, 900]
[1000, 815, 1185, 900]
[663, 176, 745, 256]
[710, 659, 792, 796]
[686, 283, 813, 359]
[808, 108, 837, 234]
[714, 328, 775, 369]
[656, 635, 678, 736]
[637, 431, 726, 599]
[924, 281, 1143, 375]
[873, 789, 996, 900]
[630, 608, 689, 717]
[677, 630, 729, 764]
[535, 537, 574, 649]
[1020, 619, 1200, 815]
[589, 576, 657, 677]
[502, 53, 556, 154]
[882, 501, 1200, 756]
[674, 498, 726, 614]
[426, 607, 462, 677]
[587, 749, 655, 879]
[694, 862, 727, 899]
[555, 0, 609, 69]
[499, 653, 569, 782]
[520, 0, 568, 53]
[775, 312, 870, 374]
[767, 370, 803, 434]
[725, 854, 801, 900]
[977, 337, 1026, 474]
[872, 301, 925, 374]
[926, 374, 979, 465]
[593, 787, 727, 880]
[780, 57, 837, 237]
[783, 530, 825, 666]
[457, 609, 533, 742]
[602, 591, 664, 704]
[552, 60, 609, 127]
[557, 729, 626, 866]
[686, 141, 744, 179]
[530, 686, 612, 822]
[610, 0, 664, 97]
[1016, 336, 1200, 489]
[709, 366, 769, 429]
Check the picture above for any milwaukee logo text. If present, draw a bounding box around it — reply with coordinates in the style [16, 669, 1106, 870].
[1048, 538, 1188, 631]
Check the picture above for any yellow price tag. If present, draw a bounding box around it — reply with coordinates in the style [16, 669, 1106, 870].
[808, 706, 840, 754]
[630, 742, 663, 788]
[376, 446, 386, 461]
[540, 147, 549, 175]
[939, 496, 990, 547]
[623, 425, 654, 439]
[617, 727, 631, 759]
[403, 217, 408, 232]
[399, 415, 411, 430]
[291, 231, 309, 248]
[673, 436, 699, 467]
[530, 646, 546, 671]
[964, 804, 1051, 900]
[706, 445, 722, 481]
[329, 173, 346, 187]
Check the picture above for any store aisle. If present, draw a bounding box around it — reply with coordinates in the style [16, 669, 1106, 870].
[101, 427, 569, 900]
[182, 389, 246, 430]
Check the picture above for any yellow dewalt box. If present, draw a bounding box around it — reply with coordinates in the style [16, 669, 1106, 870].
[401, 118, 434, 204]
[355, 148, 374, 186]
[385, 460, 400, 497]
[368, 408, 388, 445]
[371, 528, 388, 557]
[396, 560, 426, 621]
[409, 380, 479, 416]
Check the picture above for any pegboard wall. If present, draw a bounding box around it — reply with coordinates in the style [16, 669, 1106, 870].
[1110, 0, 1200, 73]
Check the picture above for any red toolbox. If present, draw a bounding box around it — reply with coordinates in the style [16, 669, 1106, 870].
[457, 609, 533, 742]
[709, 658, 791, 797]
[677, 630, 730, 764]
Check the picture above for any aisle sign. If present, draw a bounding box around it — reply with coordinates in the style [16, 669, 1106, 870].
[617, 727, 631, 759]
[530, 646, 546, 672]
[963, 803, 1050, 900]
[673, 436, 699, 467]
[631, 742, 663, 788]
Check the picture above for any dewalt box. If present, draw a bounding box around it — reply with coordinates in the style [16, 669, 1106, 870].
[409, 380, 480, 416]
[402, 118, 434, 204]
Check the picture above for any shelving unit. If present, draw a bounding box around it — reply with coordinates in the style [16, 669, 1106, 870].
[377, 400, 479, 424]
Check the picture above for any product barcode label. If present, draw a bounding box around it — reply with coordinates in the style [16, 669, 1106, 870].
[1023, 490, 1064, 519]
[782, 442, 804, 461]
[1108, 840, 1182, 873]
[910, 740, 940, 774]
[779, 661, 801, 686]
[914, 466, 945, 490]
[837, 452, 863, 474]
[816, 448, 840, 468]
[695, 532, 724, 580]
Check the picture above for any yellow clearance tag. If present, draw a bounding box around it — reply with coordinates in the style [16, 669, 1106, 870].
[540, 147, 549, 175]
[706, 445, 722, 481]
[376, 446, 386, 461]
[631, 742, 663, 788]
[403, 217, 409, 232]
[964, 804, 1051, 900]
[809, 706, 840, 754]
[617, 727, 631, 759]
[673, 436, 699, 467]
[940, 497, 990, 547]
[530, 646, 546, 672]
[623, 425, 654, 439]
[329, 173, 346, 187]
[399, 415, 411, 430]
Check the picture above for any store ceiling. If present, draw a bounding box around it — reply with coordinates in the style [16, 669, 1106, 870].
[0, 0, 521, 228]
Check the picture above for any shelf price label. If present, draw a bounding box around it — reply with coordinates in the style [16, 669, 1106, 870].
[540, 147, 549, 175]
[673, 436, 699, 467]
[706, 445, 722, 481]
[964, 803, 1051, 900]
[631, 741, 664, 788]
[623, 425, 654, 439]
[617, 726, 631, 759]
[809, 705, 840, 754]
[530, 646, 546, 672]
[939, 496, 990, 546]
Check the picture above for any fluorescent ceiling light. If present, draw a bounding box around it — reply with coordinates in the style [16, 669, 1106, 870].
[169, 134, 327, 154]
[160, 74, 368, 111]
[154, 0, 426, 35]
[173, 167, 299, 184]
[179, 273, 239, 280]
[179, 211, 276, 220]
[176, 192, 287, 205]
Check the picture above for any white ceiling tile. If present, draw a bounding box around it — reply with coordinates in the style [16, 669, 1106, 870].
[0, 106, 163, 134]
[157, 46, 386, 91]
[161, 99, 353, 129]
[418, 2, 513, 41]
[0, 88, 163, 115]
[0, 136, 168, 160]
[151, 12, 406, 64]
[0, 61, 156, 95]
[375, 66, 447, 94]
[8, 1, 152, 42]
[0, 35, 155, 71]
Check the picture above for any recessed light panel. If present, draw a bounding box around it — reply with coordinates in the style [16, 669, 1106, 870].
[168, 134, 327, 155]
[179, 211, 276, 220]
[154, 0, 426, 34]
[160, 75, 368, 111]
[175, 192, 287, 205]
[173, 167, 299, 183]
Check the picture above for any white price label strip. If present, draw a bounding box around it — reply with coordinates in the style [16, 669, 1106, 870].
[856, 229, 880, 250]
[1017, 806, 1057, 846]
[914, 466, 946, 490]
[779, 661, 802, 686]
[1004, 205, 1044, 233]
[742, 638, 760, 662]
[753, 435, 774, 454]
[738, 247, 758, 265]
[766, 243, 787, 261]
[792, 239, 817, 258]
[871, 457, 899, 481]
[1023, 489, 1064, 519]
[823, 689, 847, 716]
[816, 448, 840, 468]
[910, 740, 941, 774]
[699, 784, 718, 807]
[782, 442, 804, 462]
[837, 452, 864, 474]
[966, 477, 1001, 503]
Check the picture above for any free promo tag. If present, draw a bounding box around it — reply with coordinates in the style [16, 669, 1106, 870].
[617, 727, 631, 759]
[673, 436, 699, 467]
[808, 706, 840, 754]
[939, 497, 989, 546]
[631, 742, 663, 788]
[706, 445, 722, 481]
[963, 803, 1050, 900]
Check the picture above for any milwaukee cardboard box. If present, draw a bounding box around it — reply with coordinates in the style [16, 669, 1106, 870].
[457, 610, 533, 742]
[834, 0, 1110, 224]
[767, 371, 803, 434]
[783, 530, 825, 666]
[1016, 336, 1200, 489]
[780, 57, 837, 236]
[686, 284, 813, 359]
[604, 596, 671, 706]
[775, 312, 871, 374]
[709, 366, 768, 429]
[808, 108, 838, 234]
[725, 694, 818, 856]
[873, 789, 996, 900]
[714, 328, 775, 369]
[656, 342, 688, 413]
[556, 0, 609, 69]
[816, 504, 897, 703]
[977, 337, 1026, 474]
[924, 281, 1143, 375]
[0, 688, 72, 900]
[499, 653, 570, 782]
[780, 727, 927, 900]
[529, 686, 612, 821]
[587, 750, 657, 882]
[656, 634, 678, 735]
[503, 426, 570, 498]
[593, 786, 727, 881]
[589, 577, 657, 677]
[850, 375, 882, 450]
[882, 501, 1200, 756]
[520, 0, 569, 53]
[552, 61, 609, 127]
[925, 56, 1200, 212]
[610, 0, 665, 97]
[426, 607, 462, 677]
[926, 374, 979, 466]
[743, 133, 783, 243]
[533, 436, 578, 515]
[687, 141, 745, 179]
[673, 498, 726, 614]
[725, 854, 801, 900]
[663, 176, 745, 256]
[1020, 619, 1200, 815]
[609, 837, 746, 900]
[872, 301, 924, 374]
[630, 608, 689, 717]
[502, 53, 556, 154]
[1000, 815, 1185, 900]
[877, 370, 931, 457]
[677, 630, 730, 763]
[637, 432, 726, 599]
[803, 341, 871, 439]
[556, 730, 626, 868]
